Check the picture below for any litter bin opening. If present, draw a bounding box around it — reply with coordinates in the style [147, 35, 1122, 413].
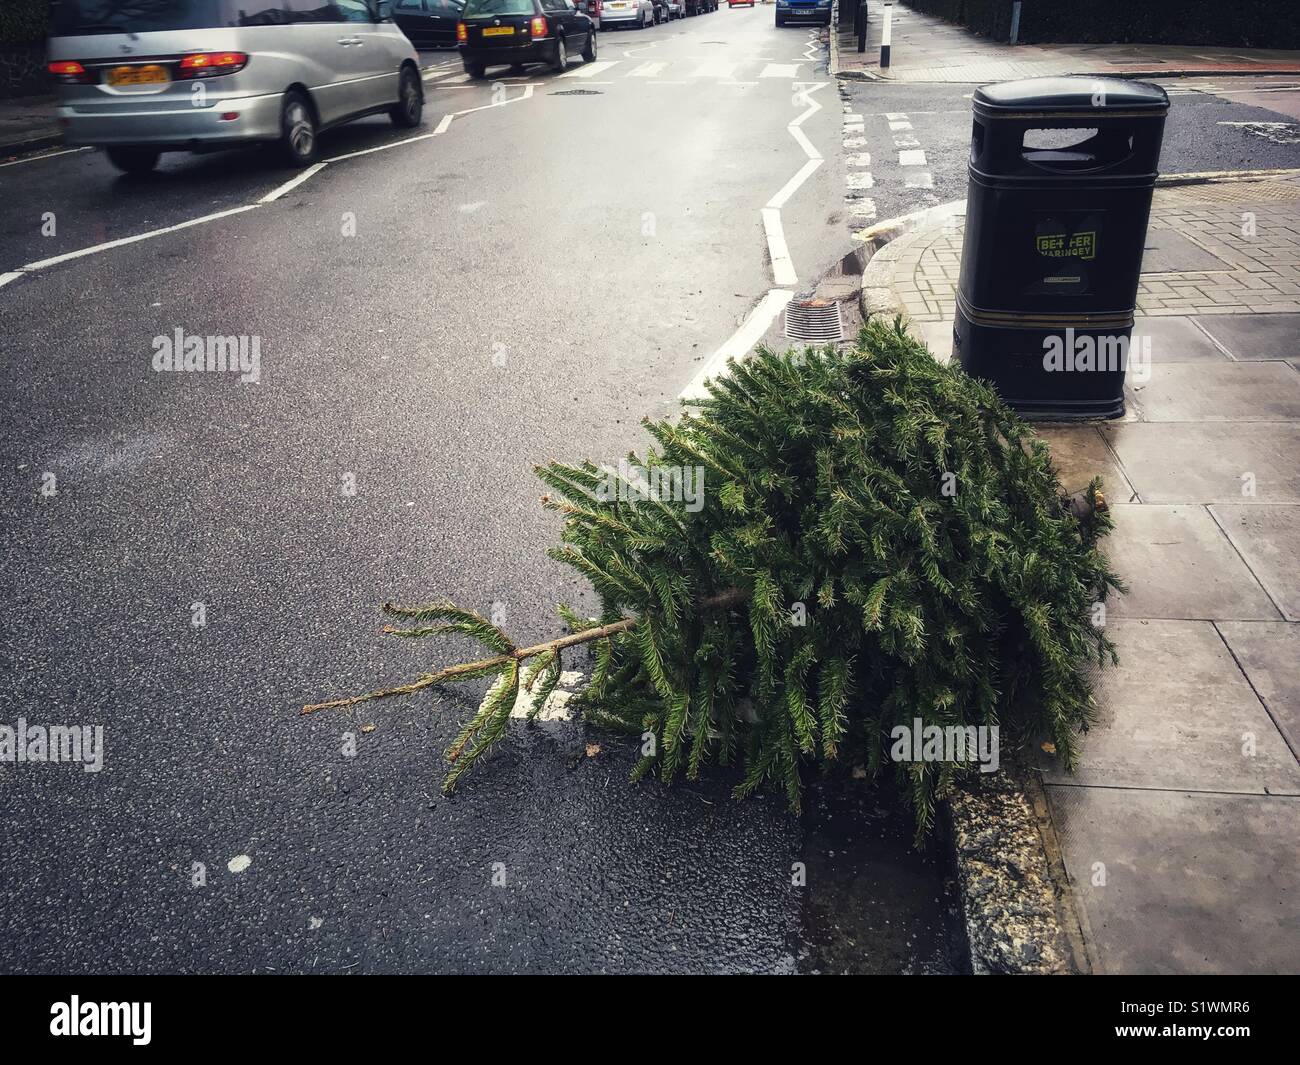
[1021, 127, 1135, 173]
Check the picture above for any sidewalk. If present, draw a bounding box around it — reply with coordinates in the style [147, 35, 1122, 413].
[833, 2, 1300, 81]
[0, 93, 60, 156]
[864, 172, 1300, 973]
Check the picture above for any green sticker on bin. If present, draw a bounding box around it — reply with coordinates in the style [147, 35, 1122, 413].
[1036, 231, 1097, 260]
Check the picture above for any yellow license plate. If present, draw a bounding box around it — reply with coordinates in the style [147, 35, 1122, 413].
[106, 64, 170, 86]
[482, 26, 515, 36]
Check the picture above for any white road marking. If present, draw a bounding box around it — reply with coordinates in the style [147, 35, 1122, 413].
[0, 146, 92, 169]
[884, 112, 908, 120]
[260, 161, 327, 203]
[846, 197, 877, 219]
[894, 134, 920, 148]
[559, 60, 618, 78]
[762, 208, 798, 286]
[888, 120, 912, 131]
[627, 61, 668, 77]
[761, 63, 801, 78]
[21, 204, 261, 273]
[846, 152, 871, 167]
[905, 172, 934, 188]
[459, 201, 486, 212]
[680, 289, 794, 401]
[788, 123, 821, 160]
[898, 149, 928, 166]
[845, 171, 874, 189]
[767, 157, 822, 209]
[843, 135, 867, 148]
[449, 84, 535, 116]
[0, 271, 25, 288]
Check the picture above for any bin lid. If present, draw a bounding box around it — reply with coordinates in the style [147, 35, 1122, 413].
[974, 77, 1169, 117]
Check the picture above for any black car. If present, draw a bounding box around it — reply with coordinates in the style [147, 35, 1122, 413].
[394, 0, 467, 49]
[457, 0, 596, 77]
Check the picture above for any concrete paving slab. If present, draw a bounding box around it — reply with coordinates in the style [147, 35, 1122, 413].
[1196, 313, 1300, 361]
[1129, 363, 1300, 422]
[1046, 786, 1300, 974]
[908, 319, 954, 363]
[1211, 505, 1300, 621]
[1132, 316, 1232, 364]
[1032, 425, 1135, 499]
[1103, 423, 1300, 504]
[1106, 504, 1280, 620]
[1140, 229, 1233, 274]
[1217, 621, 1300, 757]
[1041, 619, 1300, 794]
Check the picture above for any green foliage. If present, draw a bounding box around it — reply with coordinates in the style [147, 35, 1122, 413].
[1, 0, 49, 45]
[352, 319, 1122, 838]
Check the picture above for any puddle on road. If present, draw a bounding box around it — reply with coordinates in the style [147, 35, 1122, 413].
[795, 775, 969, 974]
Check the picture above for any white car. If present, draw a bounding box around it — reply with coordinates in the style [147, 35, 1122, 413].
[597, 0, 655, 28]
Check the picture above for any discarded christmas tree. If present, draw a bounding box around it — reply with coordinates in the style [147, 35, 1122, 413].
[305, 318, 1122, 836]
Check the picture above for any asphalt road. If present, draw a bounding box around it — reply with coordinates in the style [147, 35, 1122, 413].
[838, 74, 1300, 229]
[0, 11, 964, 974]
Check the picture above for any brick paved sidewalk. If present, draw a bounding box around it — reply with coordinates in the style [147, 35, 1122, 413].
[863, 172, 1300, 974]
[833, 2, 1300, 82]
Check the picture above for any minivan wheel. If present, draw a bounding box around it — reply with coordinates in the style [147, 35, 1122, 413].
[582, 29, 597, 61]
[105, 146, 160, 175]
[279, 91, 318, 166]
[390, 65, 423, 128]
[551, 37, 568, 72]
[464, 60, 486, 79]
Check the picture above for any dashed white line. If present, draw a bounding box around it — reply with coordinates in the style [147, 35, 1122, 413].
[898, 149, 928, 166]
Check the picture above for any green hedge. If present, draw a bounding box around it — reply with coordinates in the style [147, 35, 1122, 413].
[900, 0, 1300, 49]
[1, 0, 50, 45]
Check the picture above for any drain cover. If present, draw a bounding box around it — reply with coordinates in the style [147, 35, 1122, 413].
[785, 300, 844, 343]
[551, 89, 603, 96]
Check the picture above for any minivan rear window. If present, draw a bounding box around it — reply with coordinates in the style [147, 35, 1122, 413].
[462, 0, 533, 16]
[49, 0, 344, 34]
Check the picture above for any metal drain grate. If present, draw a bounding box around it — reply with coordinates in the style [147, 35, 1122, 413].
[550, 89, 603, 96]
[785, 300, 844, 343]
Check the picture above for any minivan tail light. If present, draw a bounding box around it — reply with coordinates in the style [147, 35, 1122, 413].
[48, 60, 91, 84]
[456, 21, 468, 41]
[177, 51, 249, 78]
[530, 16, 548, 37]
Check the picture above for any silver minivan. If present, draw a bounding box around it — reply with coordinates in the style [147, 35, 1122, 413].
[47, 0, 425, 173]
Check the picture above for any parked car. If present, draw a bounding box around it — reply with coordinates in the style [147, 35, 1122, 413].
[46, 0, 424, 173]
[775, 0, 831, 25]
[727, 0, 754, 7]
[664, 0, 684, 17]
[394, 0, 467, 48]
[650, 0, 671, 22]
[596, 0, 655, 28]
[457, 0, 596, 76]
[683, 0, 717, 13]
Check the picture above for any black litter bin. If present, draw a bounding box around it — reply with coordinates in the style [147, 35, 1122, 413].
[954, 77, 1169, 419]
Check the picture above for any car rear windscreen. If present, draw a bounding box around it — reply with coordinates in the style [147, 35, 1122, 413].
[462, 0, 533, 16]
[49, 0, 342, 33]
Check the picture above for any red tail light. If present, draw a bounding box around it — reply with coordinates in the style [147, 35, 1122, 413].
[530, 15, 548, 37]
[177, 51, 249, 79]
[456, 21, 468, 41]
[48, 60, 91, 84]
